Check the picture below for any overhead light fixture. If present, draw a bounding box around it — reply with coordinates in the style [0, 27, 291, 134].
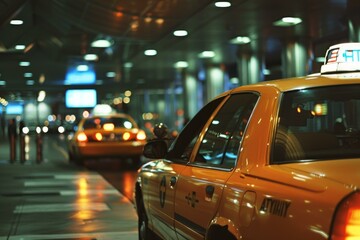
[106, 72, 116, 78]
[84, 54, 98, 61]
[198, 51, 215, 58]
[26, 80, 34, 85]
[144, 49, 157, 56]
[15, 45, 26, 50]
[77, 64, 89, 71]
[10, 19, 23, 25]
[173, 30, 188, 37]
[174, 61, 189, 68]
[273, 17, 302, 27]
[91, 39, 112, 48]
[19, 61, 30, 67]
[215, 1, 231, 7]
[124, 62, 133, 68]
[0, 81, 6, 86]
[229, 36, 251, 44]
[24, 72, 33, 77]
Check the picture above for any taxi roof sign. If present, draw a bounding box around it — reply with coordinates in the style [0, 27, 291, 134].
[321, 42, 360, 74]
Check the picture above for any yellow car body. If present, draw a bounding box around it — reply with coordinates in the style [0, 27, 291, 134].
[68, 113, 146, 164]
[134, 43, 360, 240]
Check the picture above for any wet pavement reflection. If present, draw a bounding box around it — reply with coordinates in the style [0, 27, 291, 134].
[0, 134, 139, 240]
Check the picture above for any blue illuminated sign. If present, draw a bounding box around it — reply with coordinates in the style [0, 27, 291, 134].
[65, 89, 97, 108]
[64, 64, 96, 85]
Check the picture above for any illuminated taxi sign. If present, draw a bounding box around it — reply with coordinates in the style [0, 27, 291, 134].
[321, 43, 360, 74]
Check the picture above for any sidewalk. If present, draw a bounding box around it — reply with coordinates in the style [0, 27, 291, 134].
[0, 134, 138, 240]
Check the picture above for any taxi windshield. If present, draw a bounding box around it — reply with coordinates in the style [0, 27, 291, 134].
[272, 84, 360, 163]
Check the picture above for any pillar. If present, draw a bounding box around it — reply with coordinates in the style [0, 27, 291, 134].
[205, 65, 225, 103]
[236, 52, 263, 85]
[282, 40, 313, 78]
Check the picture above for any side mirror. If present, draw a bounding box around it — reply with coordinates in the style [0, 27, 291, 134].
[143, 139, 168, 159]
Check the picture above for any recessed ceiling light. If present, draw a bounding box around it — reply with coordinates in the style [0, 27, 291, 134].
[84, 54, 98, 61]
[174, 61, 189, 68]
[106, 72, 116, 78]
[0, 81, 6, 86]
[229, 36, 251, 44]
[15, 45, 26, 50]
[124, 62, 133, 68]
[273, 17, 302, 27]
[91, 39, 112, 48]
[173, 30, 188, 37]
[19, 61, 30, 67]
[10, 19, 23, 25]
[198, 51, 215, 58]
[144, 49, 157, 56]
[24, 72, 33, 77]
[26, 80, 35, 85]
[76, 65, 89, 71]
[215, 1, 231, 7]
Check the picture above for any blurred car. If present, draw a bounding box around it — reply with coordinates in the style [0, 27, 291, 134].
[133, 43, 360, 240]
[68, 113, 146, 165]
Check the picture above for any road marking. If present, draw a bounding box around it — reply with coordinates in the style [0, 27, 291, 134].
[14, 203, 110, 213]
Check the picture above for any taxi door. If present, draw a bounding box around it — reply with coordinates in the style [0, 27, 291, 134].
[173, 93, 259, 239]
[145, 160, 187, 240]
[146, 96, 228, 239]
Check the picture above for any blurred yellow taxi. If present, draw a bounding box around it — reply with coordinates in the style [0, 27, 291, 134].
[134, 43, 360, 240]
[68, 113, 146, 165]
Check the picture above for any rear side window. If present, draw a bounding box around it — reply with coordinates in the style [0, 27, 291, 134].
[195, 93, 259, 169]
[272, 84, 360, 163]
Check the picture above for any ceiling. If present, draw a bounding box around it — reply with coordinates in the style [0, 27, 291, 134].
[0, 0, 357, 104]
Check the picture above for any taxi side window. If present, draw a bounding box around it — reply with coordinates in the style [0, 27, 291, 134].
[195, 93, 259, 169]
[166, 96, 226, 162]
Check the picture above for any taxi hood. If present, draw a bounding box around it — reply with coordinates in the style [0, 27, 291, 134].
[281, 159, 360, 188]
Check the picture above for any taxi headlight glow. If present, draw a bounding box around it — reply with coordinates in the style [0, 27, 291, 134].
[77, 132, 88, 142]
[95, 132, 103, 141]
[123, 132, 131, 141]
[136, 130, 146, 141]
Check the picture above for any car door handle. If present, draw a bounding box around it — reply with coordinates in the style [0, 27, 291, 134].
[170, 176, 177, 188]
[205, 185, 215, 201]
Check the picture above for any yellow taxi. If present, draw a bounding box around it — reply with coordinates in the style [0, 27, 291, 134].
[133, 43, 360, 240]
[68, 113, 146, 165]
